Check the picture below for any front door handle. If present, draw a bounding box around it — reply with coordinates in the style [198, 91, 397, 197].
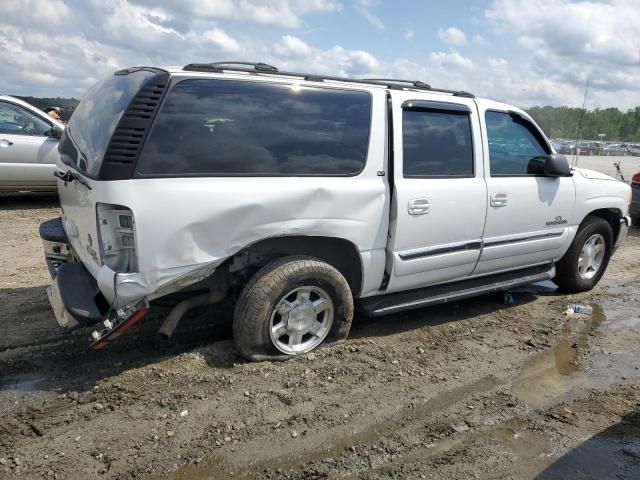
[490, 193, 508, 207]
[408, 198, 430, 215]
[0, 139, 14, 147]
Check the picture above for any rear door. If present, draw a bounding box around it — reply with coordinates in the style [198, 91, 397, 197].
[385, 91, 487, 293]
[474, 103, 575, 274]
[0, 100, 59, 189]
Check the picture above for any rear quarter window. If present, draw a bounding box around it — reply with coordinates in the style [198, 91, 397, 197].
[65, 70, 155, 176]
[135, 79, 372, 176]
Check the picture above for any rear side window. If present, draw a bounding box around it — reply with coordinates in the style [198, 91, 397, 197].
[135, 79, 371, 176]
[485, 111, 550, 176]
[402, 107, 474, 177]
[65, 70, 155, 176]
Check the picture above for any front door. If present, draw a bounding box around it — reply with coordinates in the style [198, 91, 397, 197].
[385, 91, 487, 293]
[474, 104, 575, 275]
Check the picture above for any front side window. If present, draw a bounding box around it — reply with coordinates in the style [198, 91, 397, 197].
[135, 79, 371, 176]
[402, 108, 474, 177]
[0, 102, 51, 136]
[485, 111, 549, 176]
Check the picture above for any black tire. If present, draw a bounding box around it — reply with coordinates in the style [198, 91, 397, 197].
[555, 216, 613, 292]
[233, 256, 354, 361]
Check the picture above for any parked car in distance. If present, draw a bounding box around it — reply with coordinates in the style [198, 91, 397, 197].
[556, 141, 575, 155]
[39, 62, 632, 361]
[631, 171, 640, 225]
[602, 143, 629, 156]
[576, 141, 598, 156]
[0, 95, 64, 192]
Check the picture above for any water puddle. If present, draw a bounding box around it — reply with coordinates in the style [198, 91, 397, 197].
[0, 372, 47, 391]
[512, 301, 640, 409]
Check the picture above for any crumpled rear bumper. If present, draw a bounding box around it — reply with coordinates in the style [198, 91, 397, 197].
[40, 218, 108, 329]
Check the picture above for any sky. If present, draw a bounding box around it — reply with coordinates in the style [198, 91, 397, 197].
[2, 0, 639, 109]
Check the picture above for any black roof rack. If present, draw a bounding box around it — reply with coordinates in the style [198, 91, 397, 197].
[363, 78, 432, 89]
[182, 61, 475, 98]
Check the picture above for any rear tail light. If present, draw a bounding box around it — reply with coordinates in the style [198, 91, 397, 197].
[632, 172, 640, 183]
[96, 203, 138, 272]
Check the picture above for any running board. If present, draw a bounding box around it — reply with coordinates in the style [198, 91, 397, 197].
[357, 264, 555, 316]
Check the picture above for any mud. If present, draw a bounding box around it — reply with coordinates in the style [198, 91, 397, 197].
[1, 193, 639, 480]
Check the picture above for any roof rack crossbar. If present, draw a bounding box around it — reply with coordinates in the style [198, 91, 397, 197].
[181, 62, 474, 97]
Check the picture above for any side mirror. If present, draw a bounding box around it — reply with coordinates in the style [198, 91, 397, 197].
[527, 154, 571, 177]
[47, 126, 63, 140]
[544, 153, 572, 177]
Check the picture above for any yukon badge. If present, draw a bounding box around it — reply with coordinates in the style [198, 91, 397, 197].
[546, 215, 568, 226]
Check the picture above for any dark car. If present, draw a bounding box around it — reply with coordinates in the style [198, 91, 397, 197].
[602, 144, 629, 156]
[632, 171, 640, 226]
[576, 141, 598, 156]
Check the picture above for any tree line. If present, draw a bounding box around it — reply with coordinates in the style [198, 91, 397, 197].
[527, 106, 640, 142]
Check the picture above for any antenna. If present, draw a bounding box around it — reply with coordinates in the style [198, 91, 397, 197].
[572, 80, 589, 166]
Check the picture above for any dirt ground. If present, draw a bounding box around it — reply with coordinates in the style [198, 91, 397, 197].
[1, 193, 639, 480]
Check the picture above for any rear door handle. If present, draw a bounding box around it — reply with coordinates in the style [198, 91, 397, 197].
[408, 198, 430, 215]
[490, 193, 508, 207]
[0, 139, 14, 147]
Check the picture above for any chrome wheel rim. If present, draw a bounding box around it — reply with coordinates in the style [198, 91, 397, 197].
[578, 233, 605, 280]
[269, 286, 334, 355]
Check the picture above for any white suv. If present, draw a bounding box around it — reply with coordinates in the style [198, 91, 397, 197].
[40, 62, 632, 360]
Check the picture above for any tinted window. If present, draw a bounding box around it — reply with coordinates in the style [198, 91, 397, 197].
[66, 70, 155, 176]
[403, 109, 473, 177]
[485, 111, 549, 176]
[0, 101, 51, 136]
[135, 79, 371, 176]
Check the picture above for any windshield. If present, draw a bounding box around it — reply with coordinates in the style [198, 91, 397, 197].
[65, 70, 154, 177]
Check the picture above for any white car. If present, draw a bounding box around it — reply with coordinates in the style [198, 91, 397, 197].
[0, 95, 65, 191]
[39, 62, 632, 360]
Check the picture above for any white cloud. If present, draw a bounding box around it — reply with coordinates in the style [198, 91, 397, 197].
[355, 0, 384, 30]
[4, 0, 70, 30]
[472, 34, 488, 46]
[0, 0, 638, 110]
[273, 35, 313, 57]
[268, 42, 380, 77]
[128, 0, 342, 29]
[198, 28, 241, 54]
[438, 26, 468, 47]
[488, 57, 508, 68]
[485, 0, 640, 106]
[430, 51, 474, 70]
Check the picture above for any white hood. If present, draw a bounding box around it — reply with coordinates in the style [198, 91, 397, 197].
[573, 167, 617, 181]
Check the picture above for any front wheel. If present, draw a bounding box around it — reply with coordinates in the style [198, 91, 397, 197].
[233, 256, 354, 361]
[554, 216, 613, 292]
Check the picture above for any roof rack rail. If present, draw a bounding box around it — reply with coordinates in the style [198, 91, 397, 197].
[181, 62, 475, 97]
[184, 61, 279, 73]
[363, 78, 431, 89]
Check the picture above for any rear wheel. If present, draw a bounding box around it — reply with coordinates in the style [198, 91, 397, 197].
[554, 216, 613, 292]
[233, 256, 354, 361]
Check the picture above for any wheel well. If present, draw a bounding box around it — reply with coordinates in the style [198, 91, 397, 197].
[584, 208, 621, 241]
[219, 236, 363, 297]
